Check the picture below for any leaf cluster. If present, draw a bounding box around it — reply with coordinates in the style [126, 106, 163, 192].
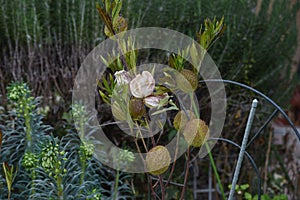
[0, 82, 133, 199]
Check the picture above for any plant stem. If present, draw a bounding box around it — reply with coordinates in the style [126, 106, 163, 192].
[56, 174, 63, 199]
[24, 100, 32, 147]
[79, 122, 86, 195]
[148, 174, 158, 199]
[158, 175, 165, 200]
[189, 92, 226, 199]
[180, 148, 190, 200]
[113, 169, 120, 200]
[263, 129, 272, 193]
[165, 131, 180, 188]
[80, 157, 86, 188]
[205, 142, 226, 200]
[30, 170, 36, 198]
[55, 159, 63, 199]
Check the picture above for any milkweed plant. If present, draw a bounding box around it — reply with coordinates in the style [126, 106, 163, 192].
[95, 0, 227, 199]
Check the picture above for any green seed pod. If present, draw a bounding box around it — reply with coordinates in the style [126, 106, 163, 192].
[146, 145, 171, 176]
[129, 98, 146, 119]
[183, 119, 209, 147]
[176, 69, 198, 92]
[173, 110, 196, 131]
[104, 16, 128, 37]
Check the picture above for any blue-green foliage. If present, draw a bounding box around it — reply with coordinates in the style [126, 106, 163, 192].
[0, 82, 133, 199]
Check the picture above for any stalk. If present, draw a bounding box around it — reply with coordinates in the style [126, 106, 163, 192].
[205, 143, 226, 200]
[30, 170, 36, 197]
[79, 154, 86, 187]
[179, 148, 190, 200]
[23, 99, 32, 147]
[189, 93, 226, 199]
[113, 169, 120, 200]
[55, 161, 63, 199]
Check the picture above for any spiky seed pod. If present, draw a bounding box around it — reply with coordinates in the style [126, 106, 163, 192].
[129, 98, 146, 119]
[145, 145, 171, 176]
[104, 16, 128, 37]
[173, 110, 196, 131]
[183, 119, 209, 147]
[176, 69, 198, 92]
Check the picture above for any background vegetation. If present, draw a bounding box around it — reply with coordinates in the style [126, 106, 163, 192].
[0, 0, 299, 199]
[0, 0, 299, 108]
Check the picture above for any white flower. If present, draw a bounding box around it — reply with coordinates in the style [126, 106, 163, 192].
[114, 70, 132, 86]
[144, 93, 169, 108]
[129, 71, 155, 98]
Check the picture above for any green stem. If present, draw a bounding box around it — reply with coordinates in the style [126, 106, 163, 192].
[56, 174, 63, 199]
[80, 157, 86, 188]
[190, 93, 199, 118]
[24, 102, 32, 146]
[30, 170, 36, 197]
[205, 143, 226, 200]
[189, 93, 226, 200]
[113, 169, 120, 200]
[55, 160, 63, 199]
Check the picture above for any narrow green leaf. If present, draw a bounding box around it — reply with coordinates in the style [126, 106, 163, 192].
[151, 106, 178, 116]
[96, 3, 114, 34]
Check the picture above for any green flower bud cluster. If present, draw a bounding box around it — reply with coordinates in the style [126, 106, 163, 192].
[118, 149, 135, 163]
[111, 149, 135, 169]
[7, 82, 29, 101]
[41, 142, 67, 177]
[22, 152, 38, 170]
[72, 104, 88, 134]
[72, 104, 87, 121]
[7, 82, 35, 115]
[80, 142, 94, 160]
